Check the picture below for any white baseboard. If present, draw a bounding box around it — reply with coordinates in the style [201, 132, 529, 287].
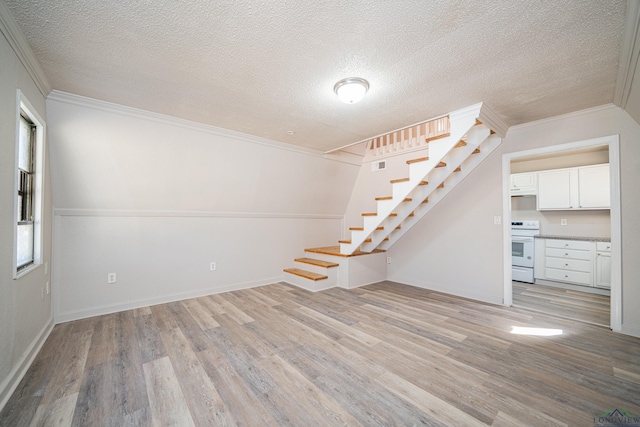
[388, 276, 503, 305]
[54, 277, 282, 324]
[0, 317, 54, 412]
[620, 324, 640, 338]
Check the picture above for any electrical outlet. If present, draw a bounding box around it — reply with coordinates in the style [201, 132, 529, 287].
[494, 215, 501, 225]
[387, 257, 391, 264]
[107, 273, 117, 284]
[560, 219, 568, 226]
[210, 262, 217, 271]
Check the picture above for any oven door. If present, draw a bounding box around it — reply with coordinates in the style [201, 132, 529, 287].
[512, 236, 534, 268]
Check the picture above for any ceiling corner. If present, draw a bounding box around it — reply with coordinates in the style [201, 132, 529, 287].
[0, 0, 52, 97]
[613, 0, 640, 109]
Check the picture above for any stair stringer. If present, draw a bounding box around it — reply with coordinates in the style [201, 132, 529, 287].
[339, 103, 484, 255]
[360, 124, 495, 252]
[376, 132, 502, 251]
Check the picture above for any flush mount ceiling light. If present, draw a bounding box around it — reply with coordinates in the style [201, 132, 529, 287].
[334, 77, 370, 104]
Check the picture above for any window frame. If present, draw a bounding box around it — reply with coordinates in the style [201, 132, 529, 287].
[14, 90, 46, 279]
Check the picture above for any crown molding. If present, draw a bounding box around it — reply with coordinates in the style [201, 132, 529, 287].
[614, 0, 640, 108]
[46, 90, 339, 160]
[0, 0, 51, 97]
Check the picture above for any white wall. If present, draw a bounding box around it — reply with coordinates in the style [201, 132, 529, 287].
[511, 196, 610, 238]
[0, 20, 53, 409]
[387, 105, 640, 336]
[47, 93, 359, 322]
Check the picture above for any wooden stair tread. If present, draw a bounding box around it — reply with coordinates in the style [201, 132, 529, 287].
[455, 140, 467, 148]
[422, 198, 429, 204]
[339, 238, 373, 244]
[435, 161, 446, 168]
[361, 213, 398, 217]
[390, 177, 409, 184]
[294, 258, 339, 268]
[454, 167, 462, 172]
[437, 183, 444, 189]
[406, 157, 428, 165]
[472, 148, 480, 154]
[283, 268, 328, 281]
[349, 226, 384, 231]
[375, 196, 412, 202]
[390, 178, 428, 185]
[305, 246, 385, 257]
[425, 133, 450, 142]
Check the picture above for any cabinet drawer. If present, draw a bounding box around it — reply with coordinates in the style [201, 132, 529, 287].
[596, 242, 611, 252]
[545, 268, 592, 286]
[546, 239, 593, 251]
[545, 247, 592, 260]
[546, 257, 592, 273]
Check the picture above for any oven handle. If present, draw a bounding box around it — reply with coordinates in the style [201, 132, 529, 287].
[512, 237, 534, 243]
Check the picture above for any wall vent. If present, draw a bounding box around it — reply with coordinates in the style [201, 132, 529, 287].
[371, 161, 386, 172]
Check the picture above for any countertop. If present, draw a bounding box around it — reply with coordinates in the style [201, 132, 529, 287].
[535, 235, 610, 242]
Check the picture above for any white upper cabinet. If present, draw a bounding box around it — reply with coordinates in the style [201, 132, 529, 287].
[510, 172, 537, 196]
[537, 169, 573, 209]
[578, 164, 610, 209]
[536, 164, 610, 211]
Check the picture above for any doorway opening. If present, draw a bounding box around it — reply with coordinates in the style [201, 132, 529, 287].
[502, 135, 621, 331]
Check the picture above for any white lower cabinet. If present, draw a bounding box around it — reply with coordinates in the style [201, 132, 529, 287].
[595, 242, 612, 289]
[536, 238, 611, 288]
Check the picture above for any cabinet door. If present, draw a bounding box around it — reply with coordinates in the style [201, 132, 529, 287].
[537, 170, 573, 209]
[578, 165, 610, 209]
[596, 252, 611, 289]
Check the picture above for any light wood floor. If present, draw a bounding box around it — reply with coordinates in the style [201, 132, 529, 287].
[512, 281, 610, 327]
[2, 281, 639, 426]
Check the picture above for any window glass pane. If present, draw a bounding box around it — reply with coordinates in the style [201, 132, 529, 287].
[17, 223, 34, 267]
[18, 117, 32, 171]
[17, 194, 23, 219]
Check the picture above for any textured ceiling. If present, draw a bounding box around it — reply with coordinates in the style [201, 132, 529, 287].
[4, 0, 628, 152]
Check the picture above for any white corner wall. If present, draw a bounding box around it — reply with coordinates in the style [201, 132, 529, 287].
[387, 105, 640, 337]
[0, 20, 53, 411]
[47, 93, 359, 322]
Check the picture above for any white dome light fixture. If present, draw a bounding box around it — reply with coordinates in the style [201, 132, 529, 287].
[334, 77, 369, 104]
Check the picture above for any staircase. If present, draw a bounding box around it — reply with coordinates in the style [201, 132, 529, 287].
[283, 102, 506, 291]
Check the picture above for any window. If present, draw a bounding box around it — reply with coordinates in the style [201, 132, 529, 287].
[17, 113, 36, 270]
[14, 91, 45, 277]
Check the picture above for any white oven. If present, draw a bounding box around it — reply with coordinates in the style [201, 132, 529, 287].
[512, 221, 540, 283]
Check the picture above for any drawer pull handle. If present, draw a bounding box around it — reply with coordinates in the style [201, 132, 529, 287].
[565, 263, 569, 267]
[565, 253, 569, 256]
[565, 275, 569, 278]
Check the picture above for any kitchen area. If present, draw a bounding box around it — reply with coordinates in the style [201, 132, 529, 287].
[510, 145, 611, 326]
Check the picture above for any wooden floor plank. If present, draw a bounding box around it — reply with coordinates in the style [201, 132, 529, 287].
[3, 280, 640, 427]
[160, 327, 235, 426]
[513, 281, 610, 326]
[143, 357, 195, 427]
